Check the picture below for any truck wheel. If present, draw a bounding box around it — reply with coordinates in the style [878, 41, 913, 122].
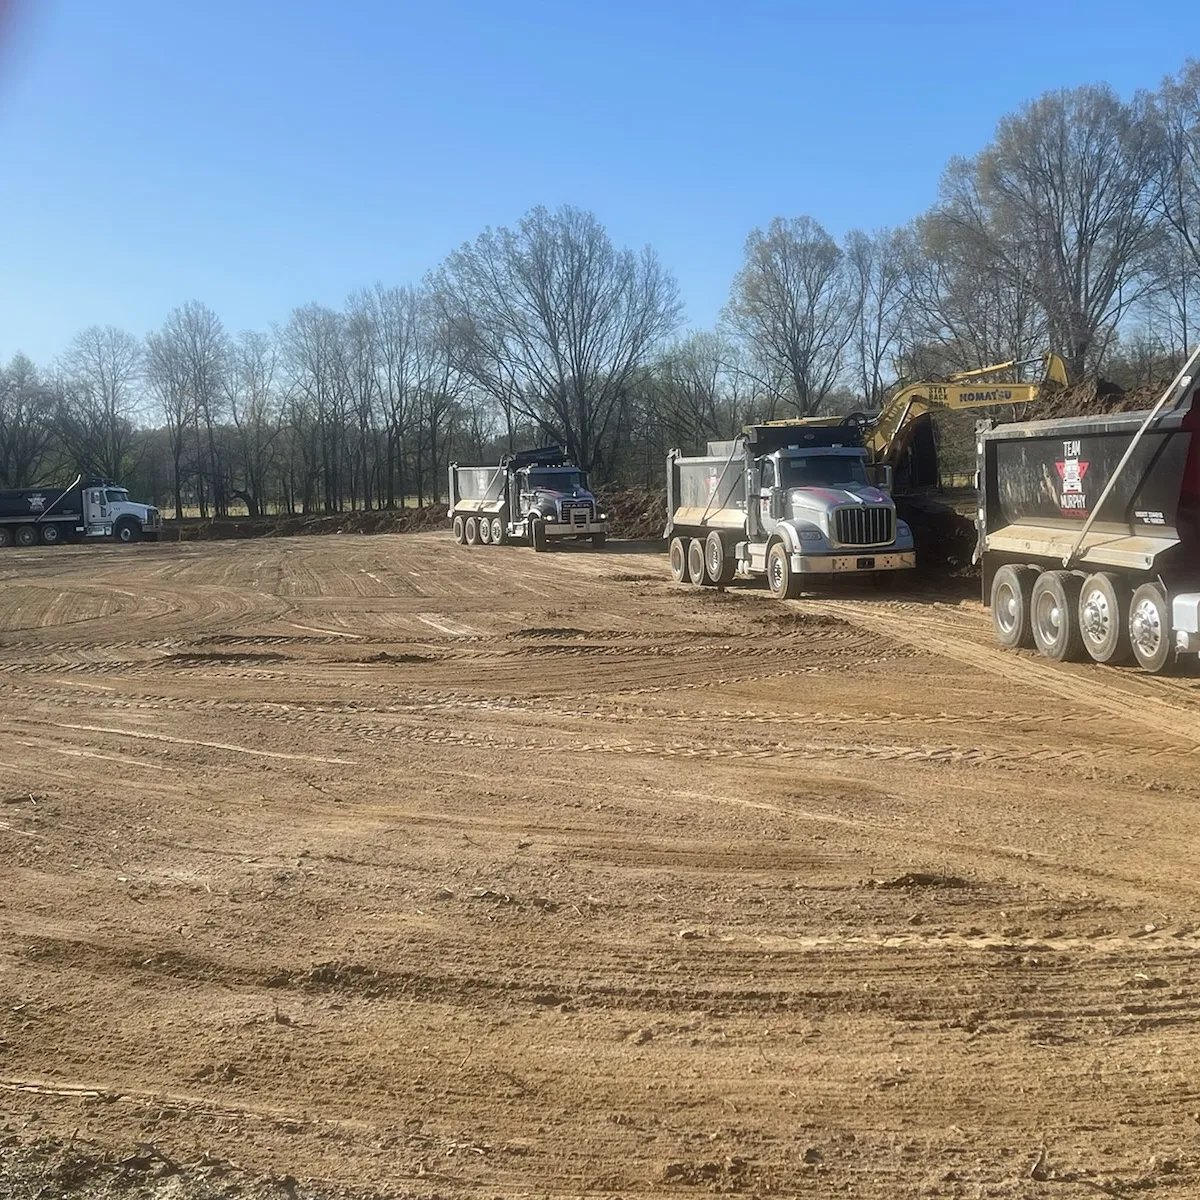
[452, 515, 465, 544]
[0, 527, 12, 548]
[490, 517, 506, 545]
[687, 538, 711, 587]
[704, 532, 735, 585]
[530, 518, 547, 553]
[464, 516, 479, 546]
[591, 531, 607, 549]
[1030, 570, 1085, 662]
[478, 516, 492, 544]
[114, 519, 141, 545]
[40, 524, 63, 546]
[1129, 583, 1176, 674]
[767, 542, 802, 600]
[668, 536, 689, 583]
[990, 564, 1037, 649]
[1079, 573, 1133, 664]
[15, 525, 37, 548]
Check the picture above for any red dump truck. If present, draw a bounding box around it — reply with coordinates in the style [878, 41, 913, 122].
[976, 348, 1200, 674]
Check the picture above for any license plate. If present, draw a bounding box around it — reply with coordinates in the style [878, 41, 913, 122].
[857, 557, 876, 569]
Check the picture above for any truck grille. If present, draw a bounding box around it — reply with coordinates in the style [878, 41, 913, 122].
[834, 506, 894, 547]
[561, 501, 593, 528]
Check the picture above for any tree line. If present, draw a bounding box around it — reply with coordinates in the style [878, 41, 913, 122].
[3, 62, 1199, 514]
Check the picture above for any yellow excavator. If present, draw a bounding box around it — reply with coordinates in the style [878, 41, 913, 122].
[782, 352, 1071, 490]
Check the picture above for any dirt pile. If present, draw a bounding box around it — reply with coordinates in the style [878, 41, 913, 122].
[165, 504, 449, 542]
[166, 490, 667, 543]
[1027, 374, 1174, 420]
[599, 485, 667, 540]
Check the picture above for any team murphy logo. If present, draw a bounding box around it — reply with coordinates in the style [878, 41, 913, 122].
[1055, 440, 1089, 514]
[26, 494, 46, 512]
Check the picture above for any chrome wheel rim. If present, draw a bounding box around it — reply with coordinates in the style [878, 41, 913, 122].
[1080, 589, 1111, 647]
[769, 553, 784, 593]
[1130, 597, 1163, 659]
[1034, 589, 1063, 646]
[995, 581, 1019, 635]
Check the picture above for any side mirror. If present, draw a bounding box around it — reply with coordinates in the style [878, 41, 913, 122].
[867, 464, 893, 493]
[768, 490, 785, 520]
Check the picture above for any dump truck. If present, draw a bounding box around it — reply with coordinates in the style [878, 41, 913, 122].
[0, 475, 162, 548]
[447, 446, 609, 551]
[977, 346, 1200, 674]
[665, 421, 915, 598]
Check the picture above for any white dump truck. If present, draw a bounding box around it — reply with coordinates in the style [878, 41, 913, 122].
[665, 422, 915, 597]
[0, 475, 162, 547]
[448, 446, 610, 551]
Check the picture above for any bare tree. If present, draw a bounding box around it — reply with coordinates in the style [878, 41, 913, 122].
[0, 354, 56, 487]
[225, 330, 281, 517]
[844, 227, 910, 405]
[934, 84, 1162, 378]
[57, 326, 143, 480]
[1155, 60, 1200, 273]
[436, 205, 681, 473]
[725, 216, 856, 417]
[906, 200, 1049, 374]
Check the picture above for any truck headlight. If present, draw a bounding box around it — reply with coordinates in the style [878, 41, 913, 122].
[797, 528, 824, 542]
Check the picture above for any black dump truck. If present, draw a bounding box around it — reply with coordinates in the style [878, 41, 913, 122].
[976, 348, 1200, 674]
[0, 475, 162, 548]
[447, 446, 609, 551]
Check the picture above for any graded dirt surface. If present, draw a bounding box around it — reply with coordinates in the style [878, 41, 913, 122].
[3, 534, 1200, 1198]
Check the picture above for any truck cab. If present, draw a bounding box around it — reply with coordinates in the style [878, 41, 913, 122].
[751, 445, 905, 559]
[80, 482, 162, 543]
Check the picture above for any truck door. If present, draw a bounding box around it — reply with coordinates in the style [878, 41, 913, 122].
[86, 489, 106, 530]
[758, 458, 779, 534]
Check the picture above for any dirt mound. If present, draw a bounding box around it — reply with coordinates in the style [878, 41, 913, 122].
[165, 504, 449, 542]
[599, 485, 666, 540]
[1027, 375, 1169, 420]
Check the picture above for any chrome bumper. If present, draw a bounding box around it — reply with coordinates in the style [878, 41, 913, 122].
[792, 550, 915, 574]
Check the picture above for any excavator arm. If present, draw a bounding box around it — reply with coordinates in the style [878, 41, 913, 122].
[867, 352, 1068, 473]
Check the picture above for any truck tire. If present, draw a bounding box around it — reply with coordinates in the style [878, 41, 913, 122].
[990, 564, 1037, 649]
[704, 531, 735, 585]
[40, 523, 63, 546]
[687, 538, 711, 587]
[530, 518, 547, 553]
[452, 515, 465, 544]
[0, 527, 12, 548]
[591, 531, 607, 549]
[1030, 570, 1085, 662]
[15, 525, 37, 548]
[668, 536, 689, 583]
[1079, 572, 1133, 665]
[114, 519, 141, 545]
[464, 516, 479, 546]
[1129, 582, 1176, 674]
[478, 515, 492, 544]
[490, 517, 506, 545]
[767, 542, 802, 600]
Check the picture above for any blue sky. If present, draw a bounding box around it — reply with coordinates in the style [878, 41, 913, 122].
[0, 0, 1191, 364]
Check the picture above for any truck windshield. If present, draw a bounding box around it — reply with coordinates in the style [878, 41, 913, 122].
[527, 470, 584, 492]
[105, 490, 129, 503]
[779, 456, 868, 489]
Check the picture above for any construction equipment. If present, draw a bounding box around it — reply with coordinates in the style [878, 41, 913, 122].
[665, 422, 915, 599]
[0, 475, 162, 548]
[977, 345, 1200, 674]
[448, 446, 610, 551]
[806, 353, 1070, 489]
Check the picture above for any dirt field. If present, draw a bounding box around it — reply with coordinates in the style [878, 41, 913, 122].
[4, 534, 1200, 1198]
